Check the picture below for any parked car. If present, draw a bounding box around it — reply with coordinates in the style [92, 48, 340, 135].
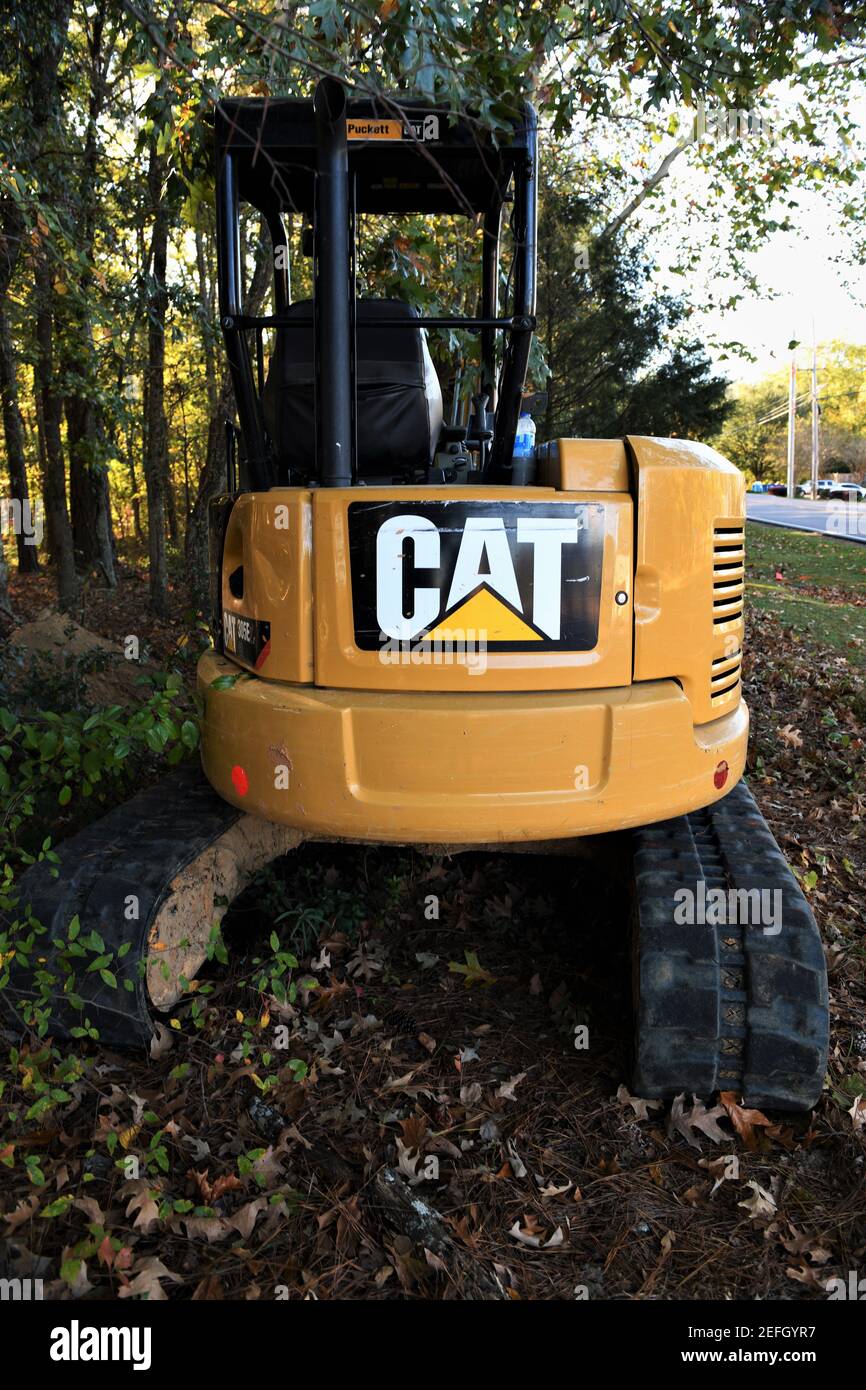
[767, 482, 788, 496]
[797, 480, 835, 499]
[829, 481, 866, 501]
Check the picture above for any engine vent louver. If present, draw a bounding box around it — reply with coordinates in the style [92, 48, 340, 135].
[711, 523, 745, 704]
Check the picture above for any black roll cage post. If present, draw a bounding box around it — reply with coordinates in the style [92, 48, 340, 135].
[216, 81, 537, 490]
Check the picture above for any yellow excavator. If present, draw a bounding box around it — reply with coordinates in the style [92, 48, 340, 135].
[5, 80, 827, 1111]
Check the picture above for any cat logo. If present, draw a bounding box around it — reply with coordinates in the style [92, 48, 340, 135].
[407, 114, 440, 142]
[348, 500, 605, 652]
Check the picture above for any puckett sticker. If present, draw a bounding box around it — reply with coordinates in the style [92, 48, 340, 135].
[346, 114, 440, 142]
[348, 500, 605, 652]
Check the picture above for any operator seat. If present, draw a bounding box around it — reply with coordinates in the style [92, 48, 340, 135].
[262, 297, 443, 481]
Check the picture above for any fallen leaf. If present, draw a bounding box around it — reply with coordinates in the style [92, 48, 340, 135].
[778, 724, 804, 749]
[737, 1180, 777, 1221]
[496, 1072, 527, 1101]
[509, 1217, 564, 1249]
[4, 1195, 40, 1230]
[699, 1153, 739, 1195]
[225, 1197, 268, 1241]
[125, 1181, 160, 1233]
[118, 1256, 181, 1300]
[847, 1095, 866, 1132]
[719, 1092, 774, 1150]
[149, 1022, 174, 1059]
[682, 1183, 709, 1207]
[669, 1093, 729, 1149]
[616, 1083, 663, 1121]
[538, 1180, 572, 1199]
[448, 950, 497, 988]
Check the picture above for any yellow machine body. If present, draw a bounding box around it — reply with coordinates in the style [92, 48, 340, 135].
[197, 435, 747, 843]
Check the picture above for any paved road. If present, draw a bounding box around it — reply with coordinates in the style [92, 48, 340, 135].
[746, 494, 866, 544]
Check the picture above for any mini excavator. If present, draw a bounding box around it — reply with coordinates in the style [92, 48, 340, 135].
[4, 80, 828, 1110]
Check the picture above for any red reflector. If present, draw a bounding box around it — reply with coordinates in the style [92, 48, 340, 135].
[713, 760, 729, 790]
[231, 765, 249, 797]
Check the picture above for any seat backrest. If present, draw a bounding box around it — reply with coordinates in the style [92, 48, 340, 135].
[262, 298, 443, 481]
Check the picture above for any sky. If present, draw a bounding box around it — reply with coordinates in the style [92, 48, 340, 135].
[624, 83, 866, 387]
[695, 192, 866, 383]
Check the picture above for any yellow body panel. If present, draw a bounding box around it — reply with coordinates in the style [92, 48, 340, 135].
[221, 490, 313, 682]
[629, 436, 745, 725]
[198, 649, 747, 841]
[199, 436, 748, 843]
[536, 438, 630, 492]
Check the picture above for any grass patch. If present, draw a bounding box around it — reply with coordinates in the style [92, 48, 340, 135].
[746, 519, 866, 593]
[746, 521, 866, 666]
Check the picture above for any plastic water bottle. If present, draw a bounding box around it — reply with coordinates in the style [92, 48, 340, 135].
[511, 411, 537, 484]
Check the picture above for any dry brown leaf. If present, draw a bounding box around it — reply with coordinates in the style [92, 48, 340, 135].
[786, 1261, 825, 1287]
[719, 1091, 774, 1150]
[191, 1169, 244, 1205]
[668, 1094, 728, 1149]
[496, 1072, 527, 1101]
[124, 1181, 160, 1233]
[149, 1022, 174, 1059]
[182, 1216, 229, 1243]
[847, 1095, 866, 1131]
[118, 1256, 181, 1300]
[683, 1183, 710, 1207]
[699, 1153, 739, 1195]
[778, 724, 804, 749]
[737, 1180, 777, 1221]
[73, 1195, 105, 1224]
[4, 1194, 40, 1230]
[225, 1197, 268, 1241]
[509, 1216, 564, 1249]
[538, 1180, 573, 1199]
[616, 1083, 663, 1121]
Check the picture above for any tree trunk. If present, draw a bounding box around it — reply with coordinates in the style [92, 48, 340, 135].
[0, 1, 73, 592]
[185, 375, 232, 615]
[0, 543, 14, 623]
[66, 396, 116, 585]
[35, 254, 78, 614]
[0, 304, 39, 572]
[143, 134, 170, 617]
[62, 0, 116, 586]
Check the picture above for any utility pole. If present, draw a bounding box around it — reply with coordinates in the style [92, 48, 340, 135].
[786, 347, 797, 499]
[810, 324, 820, 499]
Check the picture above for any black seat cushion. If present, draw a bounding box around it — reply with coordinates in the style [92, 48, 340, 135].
[262, 298, 443, 481]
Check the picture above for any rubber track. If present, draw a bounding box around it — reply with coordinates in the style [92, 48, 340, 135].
[1, 764, 242, 1048]
[631, 778, 829, 1111]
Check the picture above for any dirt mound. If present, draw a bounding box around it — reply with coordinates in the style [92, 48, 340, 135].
[6, 609, 154, 706]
